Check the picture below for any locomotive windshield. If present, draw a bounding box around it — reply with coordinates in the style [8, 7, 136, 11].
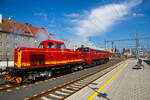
[76, 47, 89, 52]
[56, 43, 65, 49]
[83, 48, 89, 52]
[76, 48, 82, 51]
[47, 42, 54, 48]
[39, 43, 44, 48]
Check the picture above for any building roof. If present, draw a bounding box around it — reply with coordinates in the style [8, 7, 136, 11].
[0, 18, 50, 38]
[29, 25, 50, 38]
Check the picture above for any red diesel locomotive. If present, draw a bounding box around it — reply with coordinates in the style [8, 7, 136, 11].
[6, 40, 109, 83]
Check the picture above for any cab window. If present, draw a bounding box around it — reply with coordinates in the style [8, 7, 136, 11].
[56, 43, 65, 49]
[47, 42, 54, 48]
[76, 48, 83, 51]
[39, 43, 44, 48]
[83, 48, 89, 52]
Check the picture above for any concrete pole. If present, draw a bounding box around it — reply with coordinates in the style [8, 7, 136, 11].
[136, 27, 139, 59]
[104, 39, 106, 50]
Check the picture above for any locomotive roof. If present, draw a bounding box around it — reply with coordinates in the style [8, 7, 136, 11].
[85, 47, 108, 52]
[40, 40, 64, 44]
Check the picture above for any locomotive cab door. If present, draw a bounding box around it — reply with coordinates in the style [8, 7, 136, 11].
[77, 47, 91, 64]
[83, 48, 92, 64]
[55, 43, 67, 65]
[46, 42, 56, 65]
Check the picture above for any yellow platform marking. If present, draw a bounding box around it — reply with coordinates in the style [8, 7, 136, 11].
[88, 62, 128, 100]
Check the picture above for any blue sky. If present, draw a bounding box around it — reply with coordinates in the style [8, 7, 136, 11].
[1, 0, 150, 49]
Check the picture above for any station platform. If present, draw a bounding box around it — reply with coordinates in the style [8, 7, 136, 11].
[66, 59, 150, 100]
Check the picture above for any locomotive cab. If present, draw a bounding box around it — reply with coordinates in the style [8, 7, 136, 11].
[77, 47, 91, 64]
[76, 47, 90, 53]
[38, 40, 66, 49]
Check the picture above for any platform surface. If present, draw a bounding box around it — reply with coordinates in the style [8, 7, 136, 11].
[66, 59, 150, 100]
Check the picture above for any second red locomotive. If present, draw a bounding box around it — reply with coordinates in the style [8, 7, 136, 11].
[7, 40, 109, 83]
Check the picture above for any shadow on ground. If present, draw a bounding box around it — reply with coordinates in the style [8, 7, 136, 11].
[143, 60, 150, 65]
[132, 64, 144, 70]
[88, 83, 110, 100]
[97, 93, 110, 100]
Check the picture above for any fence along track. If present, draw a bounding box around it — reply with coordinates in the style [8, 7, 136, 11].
[27, 61, 123, 100]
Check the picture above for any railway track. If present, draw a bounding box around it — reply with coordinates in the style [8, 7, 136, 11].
[0, 83, 20, 92]
[26, 60, 124, 100]
[0, 59, 123, 93]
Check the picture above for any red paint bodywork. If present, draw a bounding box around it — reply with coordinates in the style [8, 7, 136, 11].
[14, 40, 83, 69]
[14, 40, 109, 69]
[77, 47, 109, 64]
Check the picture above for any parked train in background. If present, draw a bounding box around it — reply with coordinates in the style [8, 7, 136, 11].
[6, 40, 109, 83]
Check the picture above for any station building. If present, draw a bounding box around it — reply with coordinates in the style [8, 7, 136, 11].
[0, 16, 50, 61]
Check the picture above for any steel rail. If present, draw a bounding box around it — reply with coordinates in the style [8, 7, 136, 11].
[0, 59, 122, 93]
[27, 60, 123, 100]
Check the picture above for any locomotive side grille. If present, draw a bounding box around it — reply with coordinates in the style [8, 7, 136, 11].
[30, 54, 38, 66]
[39, 55, 45, 65]
[30, 54, 45, 66]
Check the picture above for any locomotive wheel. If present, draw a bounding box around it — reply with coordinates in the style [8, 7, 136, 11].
[78, 65, 83, 70]
[71, 67, 75, 72]
[71, 66, 78, 72]
[47, 71, 52, 78]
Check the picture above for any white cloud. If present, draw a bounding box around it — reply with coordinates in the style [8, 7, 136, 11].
[133, 13, 144, 17]
[67, 0, 143, 38]
[64, 13, 80, 17]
